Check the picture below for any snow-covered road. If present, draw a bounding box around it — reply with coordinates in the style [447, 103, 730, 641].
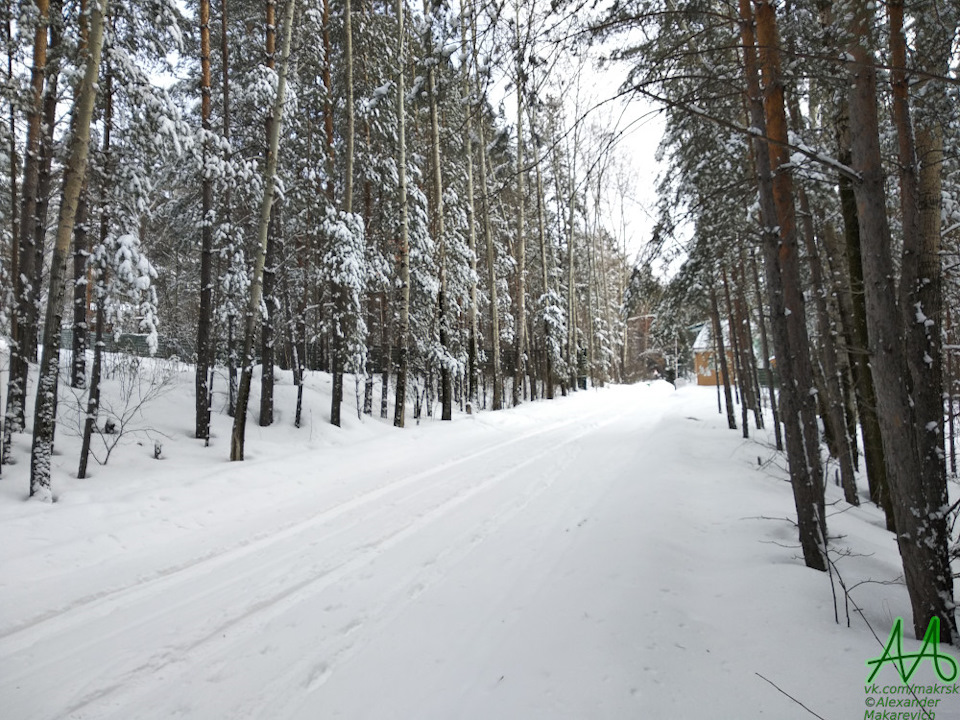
[0, 383, 930, 719]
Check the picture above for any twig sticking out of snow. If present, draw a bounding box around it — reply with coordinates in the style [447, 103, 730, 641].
[754, 673, 830, 720]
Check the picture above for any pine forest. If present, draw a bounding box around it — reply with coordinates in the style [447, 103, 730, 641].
[1, 0, 960, 714]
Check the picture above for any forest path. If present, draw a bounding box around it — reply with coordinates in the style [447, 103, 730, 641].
[0, 383, 888, 719]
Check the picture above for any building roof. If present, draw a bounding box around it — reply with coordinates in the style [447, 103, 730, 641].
[692, 320, 729, 351]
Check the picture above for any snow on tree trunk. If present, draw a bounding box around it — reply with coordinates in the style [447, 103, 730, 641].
[195, 0, 214, 440]
[30, 0, 108, 500]
[392, 0, 410, 428]
[230, 0, 296, 461]
[739, 0, 826, 571]
[70, 189, 90, 389]
[3, 0, 51, 461]
[846, 0, 955, 641]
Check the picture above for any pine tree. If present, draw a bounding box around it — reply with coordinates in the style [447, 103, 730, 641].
[30, 0, 108, 499]
[231, 0, 296, 460]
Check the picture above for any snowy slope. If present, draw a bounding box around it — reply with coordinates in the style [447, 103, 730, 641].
[0, 369, 951, 719]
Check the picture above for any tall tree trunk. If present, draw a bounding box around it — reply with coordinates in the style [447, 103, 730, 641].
[3, 0, 17, 468]
[710, 285, 736, 431]
[801, 210, 858, 505]
[947, 305, 956, 476]
[551, 143, 569, 396]
[2, 0, 51, 461]
[584, 183, 595, 387]
[421, 0, 450, 420]
[259, 0, 278, 428]
[819, 0, 892, 513]
[565, 146, 578, 391]
[380, 295, 390, 418]
[70, 188, 89, 389]
[734, 249, 763, 430]
[392, 0, 410, 427]
[741, 0, 826, 570]
[260, 212, 280, 426]
[230, 0, 296, 460]
[31, 0, 61, 352]
[30, 0, 107, 499]
[77, 22, 111, 478]
[905, 0, 956, 586]
[819, 220, 861, 469]
[328, 0, 359, 426]
[788, 80, 857, 504]
[749, 248, 781, 450]
[754, 0, 825, 518]
[4, 0, 16, 334]
[195, 0, 214, 439]
[78, 283, 104, 479]
[362, 172, 374, 416]
[530, 110, 553, 399]
[220, 0, 237, 418]
[722, 264, 750, 438]
[845, 0, 955, 641]
[511, 22, 527, 407]
[471, 10, 501, 410]
[331, 0, 357, 427]
[460, 11, 479, 407]
[889, 0, 940, 508]
[321, 0, 335, 199]
[834, 147, 892, 523]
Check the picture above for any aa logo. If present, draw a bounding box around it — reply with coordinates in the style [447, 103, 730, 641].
[866, 617, 959, 683]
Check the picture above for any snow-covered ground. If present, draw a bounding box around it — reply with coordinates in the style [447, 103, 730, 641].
[0, 364, 954, 719]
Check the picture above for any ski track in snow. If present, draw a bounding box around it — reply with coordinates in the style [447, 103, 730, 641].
[2, 395, 638, 720]
[1, 407, 589, 646]
[0, 383, 943, 719]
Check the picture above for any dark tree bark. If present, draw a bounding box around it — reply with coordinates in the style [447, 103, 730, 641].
[819, 222, 861, 470]
[721, 265, 749, 438]
[535, 157, 554, 400]
[754, 0, 825, 511]
[30, 0, 62, 349]
[4, 2, 16, 334]
[734, 251, 763, 430]
[195, 0, 214, 440]
[845, 0, 955, 640]
[461, 10, 480, 407]
[78, 288, 104, 479]
[259, 0, 278, 428]
[259, 216, 279, 427]
[3, 0, 51, 461]
[420, 0, 451, 420]
[749, 247, 781, 451]
[511, 42, 527, 408]
[710, 285, 736, 431]
[392, 0, 410, 427]
[801, 213, 858, 505]
[380, 295, 390, 419]
[70, 188, 89, 389]
[782, 85, 859, 506]
[220, 0, 237, 418]
[3, 0, 17, 468]
[898, 0, 957, 582]
[947, 305, 956, 476]
[740, 0, 826, 571]
[230, 0, 296, 460]
[30, 0, 107, 499]
[833, 159, 892, 524]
